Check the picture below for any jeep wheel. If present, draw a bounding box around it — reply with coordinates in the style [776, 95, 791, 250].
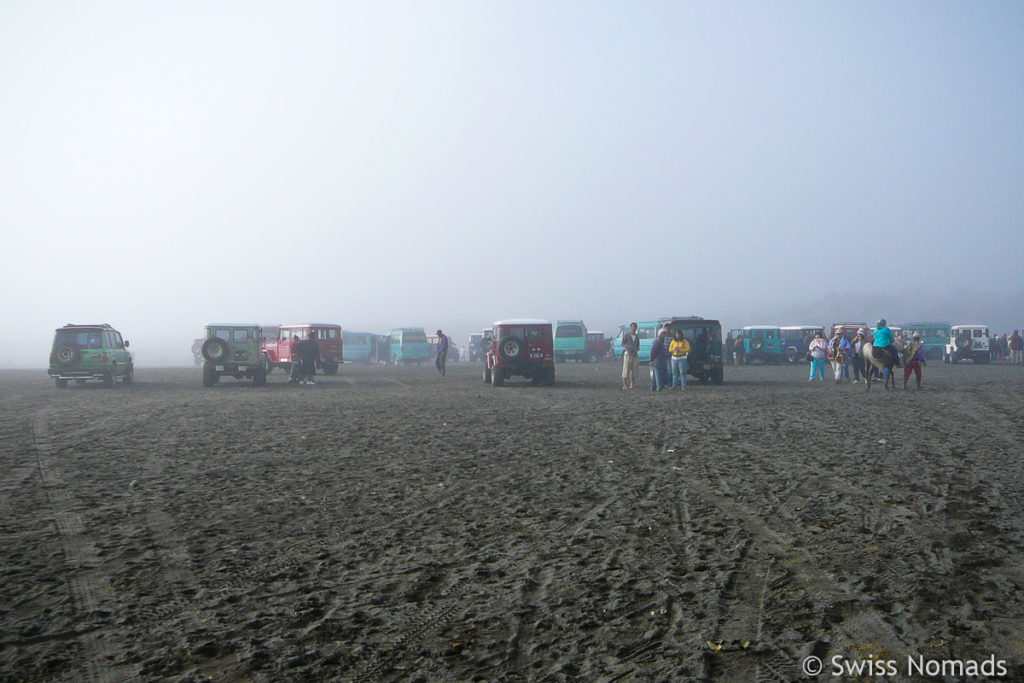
[543, 368, 555, 386]
[253, 366, 267, 386]
[955, 334, 972, 352]
[53, 344, 80, 367]
[587, 353, 599, 363]
[102, 370, 115, 388]
[491, 367, 504, 387]
[263, 355, 273, 375]
[498, 337, 524, 362]
[202, 337, 229, 363]
[202, 365, 218, 387]
[323, 363, 339, 375]
[55, 378, 68, 389]
[122, 364, 134, 384]
[786, 347, 799, 364]
[711, 367, 724, 385]
[483, 365, 491, 383]
[927, 347, 943, 362]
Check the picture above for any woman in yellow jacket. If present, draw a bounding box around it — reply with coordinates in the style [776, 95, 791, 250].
[669, 329, 691, 390]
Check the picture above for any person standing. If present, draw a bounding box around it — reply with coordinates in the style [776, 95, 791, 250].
[621, 322, 640, 390]
[903, 333, 927, 390]
[649, 327, 670, 391]
[850, 329, 867, 383]
[830, 329, 851, 384]
[288, 334, 302, 384]
[435, 329, 449, 376]
[733, 335, 745, 366]
[724, 333, 735, 365]
[808, 330, 828, 381]
[1010, 330, 1023, 365]
[298, 332, 321, 385]
[669, 329, 691, 390]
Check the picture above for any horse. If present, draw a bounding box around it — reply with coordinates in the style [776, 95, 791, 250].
[861, 340, 902, 390]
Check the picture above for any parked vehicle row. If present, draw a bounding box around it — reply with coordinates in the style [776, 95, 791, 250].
[50, 316, 999, 390]
[725, 321, 993, 366]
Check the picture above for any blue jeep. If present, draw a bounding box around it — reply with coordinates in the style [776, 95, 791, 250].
[741, 326, 784, 364]
[780, 325, 824, 364]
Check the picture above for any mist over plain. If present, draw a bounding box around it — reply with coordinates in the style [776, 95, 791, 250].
[1, 3, 1021, 368]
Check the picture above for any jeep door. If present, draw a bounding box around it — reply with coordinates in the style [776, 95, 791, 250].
[318, 328, 343, 363]
[110, 330, 131, 370]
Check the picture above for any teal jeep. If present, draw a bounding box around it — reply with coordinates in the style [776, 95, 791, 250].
[201, 324, 267, 387]
[48, 323, 134, 388]
[741, 325, 784, 364]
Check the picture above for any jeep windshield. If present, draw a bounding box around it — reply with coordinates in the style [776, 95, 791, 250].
[54, 330, 105, 349]
[403, 331, 427, 344]
[210, 329, 253, 342]
[498, 327, 550, 342]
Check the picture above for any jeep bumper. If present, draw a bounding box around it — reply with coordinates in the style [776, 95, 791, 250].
[48, 369, 108, 380]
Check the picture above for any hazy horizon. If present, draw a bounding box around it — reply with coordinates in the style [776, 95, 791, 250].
[3, 2, 1021, 368]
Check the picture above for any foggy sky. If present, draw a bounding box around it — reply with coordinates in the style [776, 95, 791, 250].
[2, 2, 1022, 367]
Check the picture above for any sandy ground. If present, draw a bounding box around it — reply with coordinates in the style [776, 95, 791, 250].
[2, 361, 1024, 681]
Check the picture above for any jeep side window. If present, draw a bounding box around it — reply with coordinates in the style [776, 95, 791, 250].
[87, 332, 103, 349]
[113, 332, 125, 349]
[216, 330, 231, 341]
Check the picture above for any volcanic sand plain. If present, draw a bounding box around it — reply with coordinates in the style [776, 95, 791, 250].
[2, 362, 1024, 681]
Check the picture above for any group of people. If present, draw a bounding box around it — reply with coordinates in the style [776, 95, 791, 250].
[288, 335, 321, 385]
[993, 331, 1024, 364]
[807, 319, 927, 389]
[619, 323, 691, 391]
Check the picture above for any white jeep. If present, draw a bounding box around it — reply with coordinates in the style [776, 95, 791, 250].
[945, 324, 990, 364]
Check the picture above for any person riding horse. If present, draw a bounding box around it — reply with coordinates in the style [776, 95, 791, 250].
[872, 319, 900, 371]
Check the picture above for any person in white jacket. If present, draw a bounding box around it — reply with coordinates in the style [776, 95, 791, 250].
[808, 331, 828, 381]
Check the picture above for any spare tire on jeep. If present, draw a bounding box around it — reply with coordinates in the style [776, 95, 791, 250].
[955, 333, 972, 351]
[498, 336, 524, 362]
[53, 344, 81, 367]
[202, 337, 229, 362]
[749, 337, 764, 351]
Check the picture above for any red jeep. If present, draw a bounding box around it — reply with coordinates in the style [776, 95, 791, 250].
[585, 331, 611, 362]
[483, 319, 555, 387]
[263, 323, 344, 375]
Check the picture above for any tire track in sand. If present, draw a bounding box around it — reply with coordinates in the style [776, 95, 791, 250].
[33, 410, 136, 683]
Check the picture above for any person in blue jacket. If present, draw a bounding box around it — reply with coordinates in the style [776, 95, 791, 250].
[872, 319, 899, 369]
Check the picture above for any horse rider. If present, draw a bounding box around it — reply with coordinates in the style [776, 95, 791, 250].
[872, 319, 899, 372]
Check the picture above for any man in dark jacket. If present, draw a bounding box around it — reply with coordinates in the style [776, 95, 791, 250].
[649, 327, 670, 391]
[298, 333, 321, 385]
[435, 329, 449, 376]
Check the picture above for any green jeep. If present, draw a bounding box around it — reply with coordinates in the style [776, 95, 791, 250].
[48, 323, 134, 388]
[201, 324, 267, 387]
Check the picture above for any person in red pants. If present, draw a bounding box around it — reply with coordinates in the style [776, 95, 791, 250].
[903, 333, 927, 390]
